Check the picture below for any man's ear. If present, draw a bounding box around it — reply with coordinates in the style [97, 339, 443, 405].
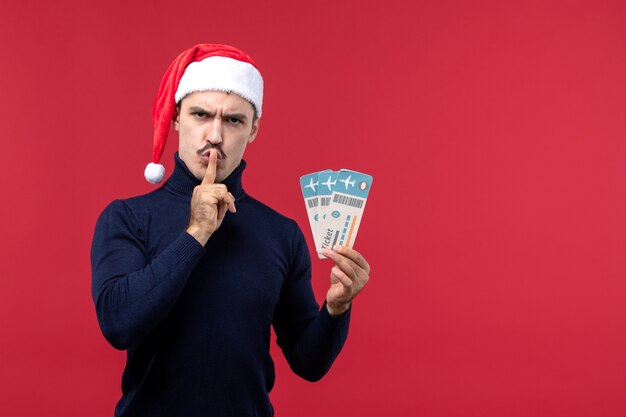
[248, 118, 260, 144]
[173, 105, 180, 131]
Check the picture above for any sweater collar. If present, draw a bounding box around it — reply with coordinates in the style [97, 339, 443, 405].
[165, 152, 246, 199]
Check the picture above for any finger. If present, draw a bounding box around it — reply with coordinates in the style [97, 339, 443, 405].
[197, 186, 236, 213]
[210, 188, 235, 210]
[202, 149, 218, 185]
[338, 259, 357, 281]
[331, 266, 353, 288]
[227, 192, 237, 213]
[324, 249, 357, 279]
[332, 245, 370, 273]
[217, 201, 227, 220]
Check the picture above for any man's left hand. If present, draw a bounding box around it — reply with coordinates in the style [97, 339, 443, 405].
[322, 246, 370, 317]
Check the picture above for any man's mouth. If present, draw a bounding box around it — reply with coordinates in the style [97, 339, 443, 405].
[198, 146, 225, 164]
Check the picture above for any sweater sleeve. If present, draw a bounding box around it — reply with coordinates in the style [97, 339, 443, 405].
[90, 200, 205, 350]
[272, 223, 351, 382]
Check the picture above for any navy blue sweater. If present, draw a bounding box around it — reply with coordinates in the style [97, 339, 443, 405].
[91, 154, 350, 417]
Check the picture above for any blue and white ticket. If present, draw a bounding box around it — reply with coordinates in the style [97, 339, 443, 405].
[300, 169, 373, 259]
[317, 170, 338, 235]
[300, 172, 321, 249]
[299, 170, 330, 250]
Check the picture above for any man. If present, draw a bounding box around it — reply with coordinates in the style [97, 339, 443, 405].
[91, 44, 370, 416]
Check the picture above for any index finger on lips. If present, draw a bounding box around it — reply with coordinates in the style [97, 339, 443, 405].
[202, 149, 218, 185]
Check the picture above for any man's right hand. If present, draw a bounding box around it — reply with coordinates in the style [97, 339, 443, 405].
[186, 150, 236, 245]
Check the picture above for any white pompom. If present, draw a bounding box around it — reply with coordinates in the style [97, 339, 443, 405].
[144, 162, 165, 184]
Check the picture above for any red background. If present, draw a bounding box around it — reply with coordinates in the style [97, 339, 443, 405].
[1, 0, 626, 416]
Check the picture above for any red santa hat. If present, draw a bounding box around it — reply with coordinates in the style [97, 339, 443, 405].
[145, 43, 264, 184]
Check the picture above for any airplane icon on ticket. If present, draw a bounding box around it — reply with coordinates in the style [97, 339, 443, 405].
[339, 175, 355, 190]
[304, 177, 318, 192]
[321, 177, 336, 191]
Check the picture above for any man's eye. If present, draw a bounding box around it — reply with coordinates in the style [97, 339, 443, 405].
[228, 118, 242, 125]
[193, 112, 207, 118]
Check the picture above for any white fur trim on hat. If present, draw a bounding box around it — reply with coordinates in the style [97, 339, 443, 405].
[175, 56, 263, 117]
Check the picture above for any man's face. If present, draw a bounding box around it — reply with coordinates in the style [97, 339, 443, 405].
[175, 90, 259, 182]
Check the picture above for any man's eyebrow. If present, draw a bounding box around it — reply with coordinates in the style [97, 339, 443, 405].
[188, 106, 213, 114]
[223, 113, 248, 121]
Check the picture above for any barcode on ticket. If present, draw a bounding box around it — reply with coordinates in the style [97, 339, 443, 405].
[332, 194, 364, 209]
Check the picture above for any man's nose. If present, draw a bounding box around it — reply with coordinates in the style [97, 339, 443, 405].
[206, 118, 223, 144]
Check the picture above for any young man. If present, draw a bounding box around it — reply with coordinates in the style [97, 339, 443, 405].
[91, 44, 370, 416]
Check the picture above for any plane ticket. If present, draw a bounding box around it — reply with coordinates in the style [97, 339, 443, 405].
[300, 168, 373, 259]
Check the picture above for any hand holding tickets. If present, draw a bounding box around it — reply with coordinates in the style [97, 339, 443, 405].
[300, 169, 373, 259]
